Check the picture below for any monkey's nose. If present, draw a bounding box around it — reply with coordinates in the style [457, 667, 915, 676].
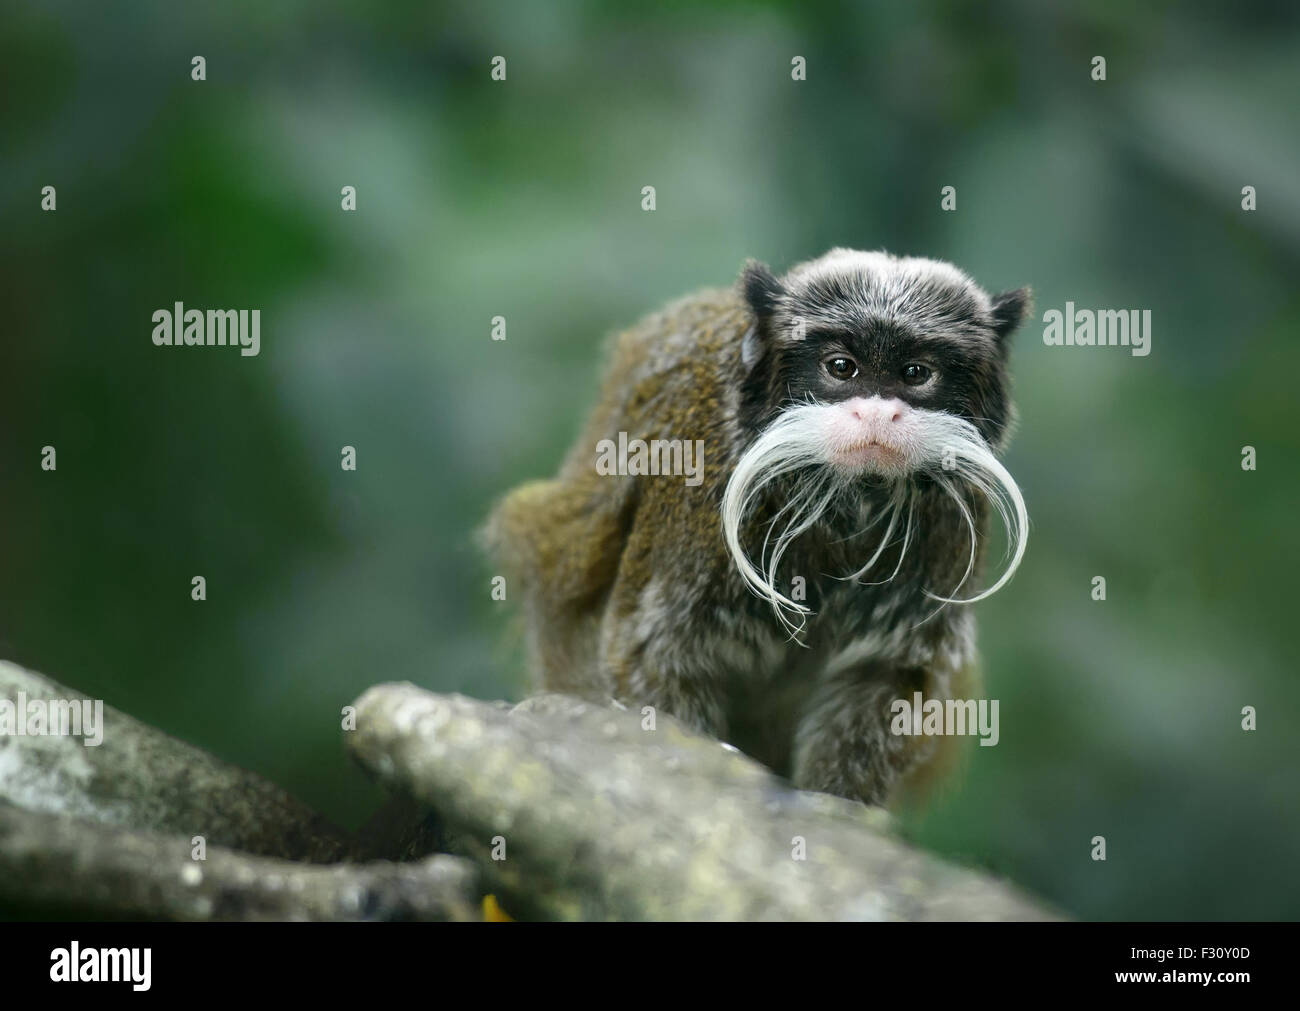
[847, 397, 907, 425]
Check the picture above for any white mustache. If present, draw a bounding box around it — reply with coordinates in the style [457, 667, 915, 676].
[720, 403, 1028, 634]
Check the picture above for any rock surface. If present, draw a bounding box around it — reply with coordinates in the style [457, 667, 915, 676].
[0, 660, 355, 863]
[0, 658, 1060, 921]
[346, 683, 1059, 921]
[0, 802, 480, 921]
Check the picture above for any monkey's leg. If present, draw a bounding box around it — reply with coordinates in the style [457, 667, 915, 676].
[790, 660, 937, 806]
[620, 649, 731, 740]
[598, 608, 731, 740]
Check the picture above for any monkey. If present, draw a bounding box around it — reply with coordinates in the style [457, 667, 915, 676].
[483, 248, 1030, 806]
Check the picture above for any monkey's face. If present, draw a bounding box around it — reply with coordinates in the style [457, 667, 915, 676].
[739, 248, 1027, 471]
[724, 249, 1031, 625]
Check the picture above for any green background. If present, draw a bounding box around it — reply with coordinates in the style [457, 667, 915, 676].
[2, 0, 1297, 920]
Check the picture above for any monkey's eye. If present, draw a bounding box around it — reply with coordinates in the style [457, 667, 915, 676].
[901, 362, 933, 385]
[824, 356, 859, 380]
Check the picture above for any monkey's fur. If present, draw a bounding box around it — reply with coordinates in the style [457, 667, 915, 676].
[484, 249, 1030, 806]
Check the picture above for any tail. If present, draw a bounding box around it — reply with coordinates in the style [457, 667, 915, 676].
[480, 477, 637, 695]
[480, 479, 632, 608]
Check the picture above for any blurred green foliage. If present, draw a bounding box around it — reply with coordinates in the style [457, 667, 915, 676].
[2, 0, 1297, 920]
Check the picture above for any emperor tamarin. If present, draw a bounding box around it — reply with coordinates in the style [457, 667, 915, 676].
[484, 248, 1030, 805]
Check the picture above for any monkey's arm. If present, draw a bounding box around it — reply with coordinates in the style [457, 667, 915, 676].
[792, 654, 980, 806]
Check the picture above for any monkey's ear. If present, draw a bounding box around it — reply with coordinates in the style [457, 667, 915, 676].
[990, 287, 1032, 343]
[740, 260, 786, 322]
